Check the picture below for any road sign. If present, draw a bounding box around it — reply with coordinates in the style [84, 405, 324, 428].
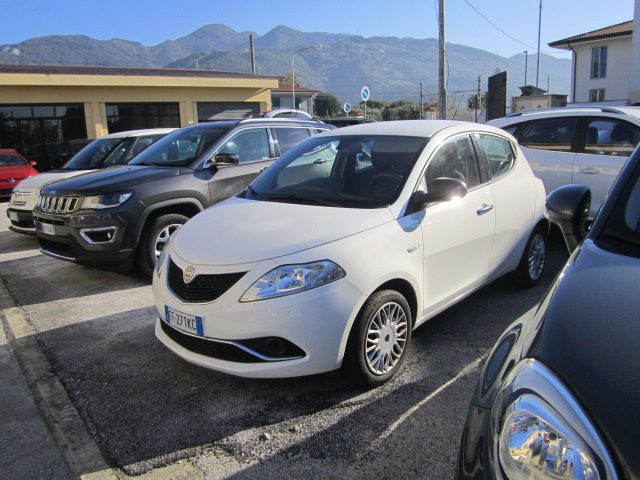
[361, 86, 370, 102]
[343, 103, 352, 114]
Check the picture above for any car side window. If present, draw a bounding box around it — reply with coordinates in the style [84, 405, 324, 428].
[218, 128, 271, 163]
[585, 119, 640, 157]
[502, 125, 519, 136]
[426, 135, 480, 189]
[272, 127, 310, 155]
[479, 134, 515, 179]
[130, 135, 162, 158]
[519, 118, 577, 152]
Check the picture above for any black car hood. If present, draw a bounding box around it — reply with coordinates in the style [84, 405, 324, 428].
[40, 165, 185, 195]
[531, 239, 640, 477]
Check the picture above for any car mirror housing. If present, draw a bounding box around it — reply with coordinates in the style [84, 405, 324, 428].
[546, 184, 591, 253]
[411, 177, 468, 212]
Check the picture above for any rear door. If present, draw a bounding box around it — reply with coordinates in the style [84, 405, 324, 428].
[516, 117, 579, 194]
[207, 127, 277, 204]
[573, 117, 640, 214]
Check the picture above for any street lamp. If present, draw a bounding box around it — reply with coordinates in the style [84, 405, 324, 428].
[292, 45, 322, 110]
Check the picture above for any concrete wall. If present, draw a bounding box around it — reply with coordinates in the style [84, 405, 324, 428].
[572, 36, 631, 103]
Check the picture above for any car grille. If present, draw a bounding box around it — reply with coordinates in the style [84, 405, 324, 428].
[37, 194, 80, 214]
[167, 259, 246, 303]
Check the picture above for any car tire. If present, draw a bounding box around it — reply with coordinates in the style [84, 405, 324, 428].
[343, 290, 412, 387]
[513, 226, 547, 288]
[137, 213, 188, 276]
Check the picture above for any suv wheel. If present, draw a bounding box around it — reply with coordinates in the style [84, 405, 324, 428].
[343, 290, 412, 387]
[137, 213, 188, 276]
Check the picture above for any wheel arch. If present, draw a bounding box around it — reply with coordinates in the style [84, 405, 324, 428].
[133, 199, 204, 246]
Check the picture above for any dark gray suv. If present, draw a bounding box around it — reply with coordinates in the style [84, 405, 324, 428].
[34, 118, 333, 275]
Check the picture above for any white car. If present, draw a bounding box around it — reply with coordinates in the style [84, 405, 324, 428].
[153, 120, 548, 386]
[7, 128, 174, 234]
[489, 106, 640, 217]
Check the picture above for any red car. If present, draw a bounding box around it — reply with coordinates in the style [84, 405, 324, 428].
[0, 150, 39, 200]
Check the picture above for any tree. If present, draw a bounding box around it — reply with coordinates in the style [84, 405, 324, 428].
[314, 92, 341, 117]
[381, 100, 420, 120]
[467, 92, 487, 110]
[279, 73, 300, 87]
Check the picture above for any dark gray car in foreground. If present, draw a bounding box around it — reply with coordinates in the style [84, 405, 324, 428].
[456, 145, 640, 479]
[34, 118, 332, 275]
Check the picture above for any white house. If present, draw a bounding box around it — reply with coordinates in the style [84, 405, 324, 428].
[549, 21, 633, 105]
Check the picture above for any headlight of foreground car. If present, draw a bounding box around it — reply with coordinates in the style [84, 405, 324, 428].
[493, 359, 617, 480]
[240, 260, 346, 302]
[81, 192, 132, 210]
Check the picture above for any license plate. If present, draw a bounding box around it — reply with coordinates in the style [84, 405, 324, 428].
[36, 221, 56, 235]
[164, 305, 204, 336]
[8, 211, 18, 222]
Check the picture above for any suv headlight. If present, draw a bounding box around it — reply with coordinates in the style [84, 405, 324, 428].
[240, 260, 345, 302]
[493, 359, 617, 480]
[80, 192, 132, 210]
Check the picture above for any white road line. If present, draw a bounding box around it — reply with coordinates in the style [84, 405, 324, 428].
[371, 355, 486, 447]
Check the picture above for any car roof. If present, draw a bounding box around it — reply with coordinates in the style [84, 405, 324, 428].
[0, 149, 21, 155]
[489, 106, 640, 126]
[99, 128, 177, 139]
[323, 119, 505, 137]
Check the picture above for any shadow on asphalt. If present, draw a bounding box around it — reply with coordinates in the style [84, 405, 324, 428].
[29, 235, 569, 476]
[0, 230, 39, 255]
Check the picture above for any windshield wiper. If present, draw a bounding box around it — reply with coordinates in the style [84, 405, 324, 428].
[602, 229, 640, 248]
[263, 193, 341, 207]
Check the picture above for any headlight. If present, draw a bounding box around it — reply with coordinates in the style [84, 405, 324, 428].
[80, 192, 132, 210]
[493, 359, 617, 480]
[240, 260, 345, 302]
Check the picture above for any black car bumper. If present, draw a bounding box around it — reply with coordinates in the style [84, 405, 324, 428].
[34, 208, 136, 266]
[456, 405, 492, 479]
[7, 208, 36, 235]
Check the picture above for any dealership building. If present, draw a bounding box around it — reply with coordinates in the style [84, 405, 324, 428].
[0, 64, 278, 168]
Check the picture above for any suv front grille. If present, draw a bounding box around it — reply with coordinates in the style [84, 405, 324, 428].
[167, 259, 246, 303]
[37, 195, 80, 214]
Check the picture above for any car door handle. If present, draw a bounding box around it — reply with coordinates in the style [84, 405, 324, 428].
[580, 167, 599, 175]
[476, 203, 494, 216]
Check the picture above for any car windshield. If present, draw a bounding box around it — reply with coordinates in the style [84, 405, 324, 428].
[244, 135, 428, 208]
[0, 154, 27, 167]
[129, 125, 229, 167]
[63, 138, 125, 170]
[599, 158, 640, 257]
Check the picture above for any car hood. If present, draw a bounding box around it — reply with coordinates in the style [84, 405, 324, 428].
[172, 196, 395, 266]
[14, 170, 91, 189]
[40, 165, 184, 195]
[530, 240, 640, 477]
[0, 165, 33, 180]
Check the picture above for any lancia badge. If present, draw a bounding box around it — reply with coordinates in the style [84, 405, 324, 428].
[7, 178, 15, 184]
[183, 265, 196, 284]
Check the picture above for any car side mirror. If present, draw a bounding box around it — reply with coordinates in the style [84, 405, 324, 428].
[30, 161, 38, 166]
[210, 153, 240, 167]
[546, 184, 591, 253]
[411, 177, 468, 212]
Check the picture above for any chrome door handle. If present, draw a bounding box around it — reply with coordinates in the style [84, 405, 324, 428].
[580, 167, 599, 174]
[476, 203, 494, 215]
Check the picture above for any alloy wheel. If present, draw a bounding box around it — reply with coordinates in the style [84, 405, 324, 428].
[364, 301, 409, 375]
[154, 223, 182, 260]
[528, 233, 546, 281]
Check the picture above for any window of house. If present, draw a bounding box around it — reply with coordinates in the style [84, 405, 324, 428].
[106, 103, 180, 132]
[519, 118, 578, 152]
[591, 46, 608, 79]
[590, 89, 606, 102]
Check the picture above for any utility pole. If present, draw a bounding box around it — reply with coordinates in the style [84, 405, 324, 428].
[249, 34, 256, 75]
[524, 50, 528, 85]
[420, 82, 424, 119]
[438, 0, 447, 120]
[475, 75, 481, 123]
[536, 0, 542, 88]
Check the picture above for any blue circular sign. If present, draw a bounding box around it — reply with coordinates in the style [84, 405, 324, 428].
[343, 103, 352, 113]
[361, 86, 370, 102]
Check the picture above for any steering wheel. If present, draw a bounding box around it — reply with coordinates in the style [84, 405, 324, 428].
[368, 173, 403, 200]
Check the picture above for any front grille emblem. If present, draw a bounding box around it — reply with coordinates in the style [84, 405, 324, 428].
[183, 265, 196, 284]
[7, 178, 15, 184]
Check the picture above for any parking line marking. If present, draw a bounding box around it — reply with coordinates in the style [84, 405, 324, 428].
[371, 355, 486, 447]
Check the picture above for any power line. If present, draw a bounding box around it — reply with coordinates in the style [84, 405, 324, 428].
[462, 0, 536, 51]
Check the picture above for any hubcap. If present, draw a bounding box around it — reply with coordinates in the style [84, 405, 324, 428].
[365, 301, 409, 376]
[154, 224, 182, 260]
[527, 234, 546, 280]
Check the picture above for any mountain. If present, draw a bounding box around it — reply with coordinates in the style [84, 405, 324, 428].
[0, 25, 571, 103]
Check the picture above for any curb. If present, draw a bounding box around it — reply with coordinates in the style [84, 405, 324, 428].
[0, 277, 118, 480]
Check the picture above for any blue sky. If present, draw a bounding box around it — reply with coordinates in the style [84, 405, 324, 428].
[0, 0, 634, 59]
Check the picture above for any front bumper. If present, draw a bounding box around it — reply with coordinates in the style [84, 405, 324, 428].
[7, 208, 36, 235]
[33, 208, 135, 265]
[153, 255, 366, 378]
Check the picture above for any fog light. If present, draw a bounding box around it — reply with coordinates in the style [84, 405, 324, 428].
[79, 226, 117, 244]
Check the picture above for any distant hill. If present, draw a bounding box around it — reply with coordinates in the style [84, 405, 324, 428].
[0, 24, 571, 103]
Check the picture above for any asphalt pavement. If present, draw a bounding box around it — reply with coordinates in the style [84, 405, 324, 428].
[0, 201, 569, 479]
